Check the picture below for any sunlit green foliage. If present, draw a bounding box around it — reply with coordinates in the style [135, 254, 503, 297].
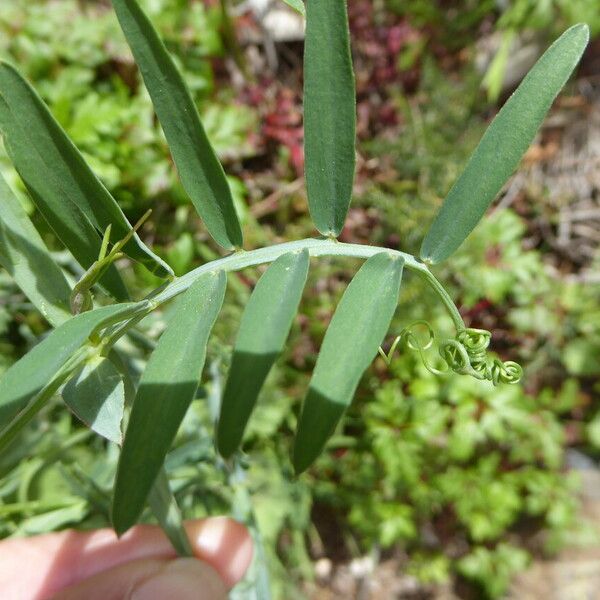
[0, 2, 596, 600]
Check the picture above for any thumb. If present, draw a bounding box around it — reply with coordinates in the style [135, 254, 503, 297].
[53, 556, 228, 600]
[36, 517, 253, 599]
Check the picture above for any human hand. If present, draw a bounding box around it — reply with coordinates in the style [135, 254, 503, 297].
[0, 517, 253, 599]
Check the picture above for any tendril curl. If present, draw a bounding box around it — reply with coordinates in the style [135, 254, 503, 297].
[379, 323, 522, 386]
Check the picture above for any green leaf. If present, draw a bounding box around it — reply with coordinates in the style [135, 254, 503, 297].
[282, 0, 305, 16]
[0, 303, 141, 429]
[217, 250, 309, 458]
[111, 0, 243, 250]
[0, 62, 172, 284]
[112, 270, 227, 535]
[0, 172, 71, 326]
[17, 502, 88, 536]
[62, 356, 125, 445]
[420, 24, 589, 264]
[303, 0, 356, 237]
[0, 94, 127, 301]
[293, 253, 404, 473]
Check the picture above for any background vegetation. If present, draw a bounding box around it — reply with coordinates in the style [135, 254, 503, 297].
[0, 1, 599, 598]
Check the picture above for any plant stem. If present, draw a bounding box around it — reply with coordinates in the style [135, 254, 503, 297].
[415, 271, 464, 330]
[148, 467, 193, 557]
[147, 238, 464, 328]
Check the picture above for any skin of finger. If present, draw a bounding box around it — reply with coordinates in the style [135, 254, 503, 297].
[0, 517, 252, 600]
[187, 517, 253, 588]
[51, 557, 227, 600]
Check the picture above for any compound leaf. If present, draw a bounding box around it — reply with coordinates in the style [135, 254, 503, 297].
[420, 24, 590, 264]
[111, 0, 243, 250]
[62, 356, 126, 445]
[112, 270, 226, 535]
[0, 62, 172, 286]
[0, 172, 71, 326]
[0, 303, 141, 429]
[304, 0, 356, 237]
[293, 253, 404, 473]
[217, 249, 309, 458]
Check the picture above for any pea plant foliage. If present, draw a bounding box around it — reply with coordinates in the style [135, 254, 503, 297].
[0, 0, 589, 554]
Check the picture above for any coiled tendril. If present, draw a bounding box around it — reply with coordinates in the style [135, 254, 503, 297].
[379, 322, 522, 386]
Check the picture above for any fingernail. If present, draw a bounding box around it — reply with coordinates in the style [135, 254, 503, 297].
[132, 558, 226, 600]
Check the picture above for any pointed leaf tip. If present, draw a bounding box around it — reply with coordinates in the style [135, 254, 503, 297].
[111, 0, 243, 250]
[0, 61, 171, 284]
[304, 0, 356, 237]
[282, 0, 305, 16]
[420, 24, 589, 264]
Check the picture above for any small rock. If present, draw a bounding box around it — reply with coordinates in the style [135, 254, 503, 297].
[315, 557, 333, 582]
[349, 555, 375, 579]
[246, 0, 305, 42]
